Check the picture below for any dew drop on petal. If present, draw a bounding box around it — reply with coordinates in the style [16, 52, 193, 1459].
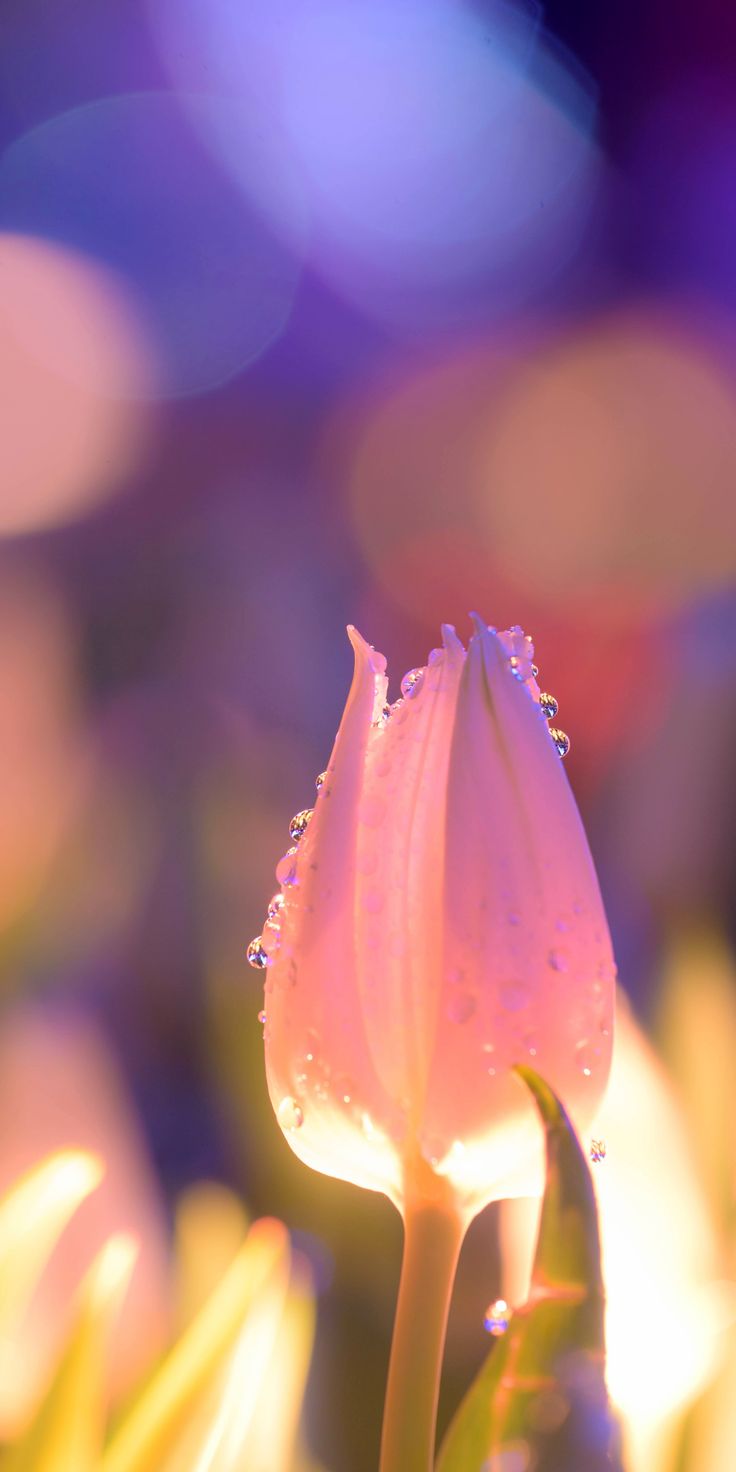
[277, 1097, 304, 1131]
[289, 808, 313, 842]
[247, 937, 269, 969]
[257, 1009, 266, 1026]
[448, 992, 476, 1024]
[334, 1073, 354, 1105]
[267, 892, 285, 922]
[539, 692, 559, 720]
[523, 1032, 538, 1057]
[483, 1299, 511, 1336]
[400, 667, 425, 699]
[590, 1138, 607, 1163]
[548, 948, 569, 973]
[500, 982, 529, 1013]
[531, 663, 539, 677]
[576, 1041, 600, 1078]
[259, 923, 281, 958]
[302, 1031, 320, 1066]
[275, 847, 299, 886]
[315, 770, 327, 791]
[549, 727, 571, 758]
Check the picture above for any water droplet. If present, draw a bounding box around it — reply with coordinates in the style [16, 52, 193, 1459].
[315, 770, 327, 791]
[247, 937, 269, 969]
[549, 727, 571, 758]
[448, 992, 476, 1024]
[539, 691, 558, 720]
[289, 808, 313, 842]
[267, 892, 285, 922]
[275, 847, 299, 886]
[500, 982, 529, 1013]
[334, 1073, 354, 1105]
[259, 923, 281, 958]
[590, 1139, 606, 1164]
[400, 667, 425, 699]
[302, 1031, 319, 1066]
[257, 1009, 266, 1026]
[548, 949, 569, 973]
[523, 1032, 538, 1057]
[483, 1299, 511, 1336]
[576, 1040, 601, 1078]
[508, 656, 524, 681]
[277, 1097, 304, 1132]
[531, 663, 539, 677]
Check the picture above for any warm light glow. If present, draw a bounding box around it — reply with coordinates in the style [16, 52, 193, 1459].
[476, 309, 736, 606]
[0, 233, 156, 536]
[597, 1006, 724, 1450]
[0, 1150, 103, 1431]
[0, 1150, 103, 1331]
[101, 1217, 290, 1472]
[500, 996, 726, 1472]
[174, 1184, 250, 1328]
[0, 1010, 172, 1419]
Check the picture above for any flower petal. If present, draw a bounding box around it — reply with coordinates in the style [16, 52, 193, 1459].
[422, 617, 614, 1205]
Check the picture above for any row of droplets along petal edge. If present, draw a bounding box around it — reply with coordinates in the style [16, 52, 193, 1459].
[246, 626, 573, 1133]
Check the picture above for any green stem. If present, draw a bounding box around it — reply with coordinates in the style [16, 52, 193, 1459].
[379, 1200, 465, 1472]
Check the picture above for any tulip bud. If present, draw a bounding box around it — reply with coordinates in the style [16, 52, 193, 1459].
[257, 617, 615, 1218]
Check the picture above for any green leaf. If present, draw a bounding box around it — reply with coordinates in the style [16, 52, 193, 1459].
[437, 1067, 618, 1472]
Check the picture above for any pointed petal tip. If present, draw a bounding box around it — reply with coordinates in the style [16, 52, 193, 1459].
[346, 623, 370, 661]
[441, 623, 465, 658]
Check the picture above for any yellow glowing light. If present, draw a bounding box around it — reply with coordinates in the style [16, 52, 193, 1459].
[1, 1209, 137, 1472]
[174, 1184, 250, 1329]
[0, 1150, 103, 1336]
[500, 996, 726, 1472]
[101, 1217, 290, 1472]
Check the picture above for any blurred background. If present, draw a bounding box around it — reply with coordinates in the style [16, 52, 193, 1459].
[1, 1, 736, 1468]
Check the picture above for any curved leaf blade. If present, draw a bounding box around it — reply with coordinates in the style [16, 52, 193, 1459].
[437, 1067, 620, 1472]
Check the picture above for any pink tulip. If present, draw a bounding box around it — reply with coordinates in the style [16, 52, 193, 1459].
[253, 615, 615, 1472]
[255, 615, 615, 1219]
